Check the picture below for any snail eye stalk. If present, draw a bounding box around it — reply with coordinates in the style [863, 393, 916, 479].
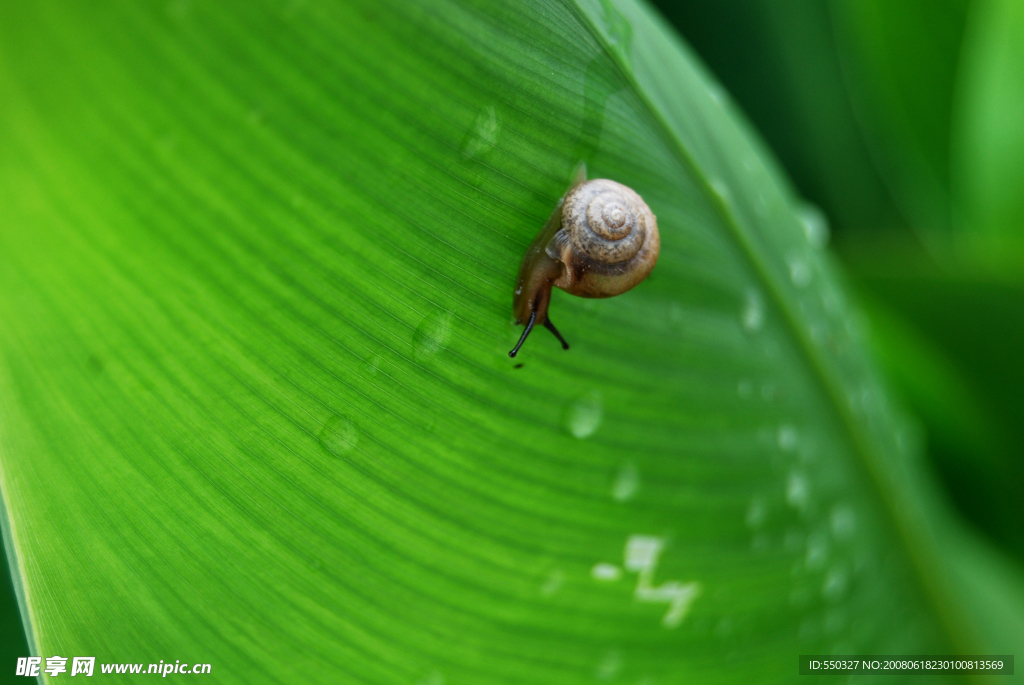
[543, 318, 570, 350]
[509, 299, 571, 358]
[509, 307, 537, 358]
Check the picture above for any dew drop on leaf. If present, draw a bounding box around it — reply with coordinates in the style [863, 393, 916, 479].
[830, 504, 857, 541]
[741, 289, 764, 332]
[594, 649, 623, 681]
[805, 533, 829, 571]
[319, 415, 359, 457]
[745, 497, 766, 530]
[566, 391, 603, 439]
[414, 310, 453, 360]
[787, 253, 812, 288]
[416, 670, 445, 685]
[777, 424, 799, 451]
[541, 569, 564, 597]
[822, 566, 849, 603]
[591, 563, 622, 582]
[462, 104, 499, 158]
[797, 203, 830, 249]
[612, 461, 640, 502]
[786, 471, 809, 511]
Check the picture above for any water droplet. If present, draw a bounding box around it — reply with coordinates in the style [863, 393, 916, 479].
[361, 353, 382, 377]
[822, 566, 849, 603]
[414, 310, 453, 360]
[319, 415, 358, 457]
[786, 471, 809, 511]
[751, 534, 770, 552]
[784, 529, 804, 553]
[417, 670, 445, 685]
[595, 649, 623, 681]
[591, 563, 622, 582]
[600, 0, 633, 53]
[777, 425, 798, 451]
[541, 569, 564, 597]
[566, 391, 603, 439]
[737, 379, 754, 399]
[463, 105, 500, 158]
[612, 461, 640, 502]
[805, 533, 829, 571]
[741, 289, 764, 332]
[797, 204, 830, 249]
[745, 498, 766, 529]
[830, 504, 856, 541]
[787, 253, 812, 288]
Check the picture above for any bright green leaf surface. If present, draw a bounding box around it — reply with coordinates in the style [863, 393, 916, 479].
[0, 1, 1021, 683]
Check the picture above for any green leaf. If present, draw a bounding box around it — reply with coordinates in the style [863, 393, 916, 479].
[830, 0, 969, 238]
[0, 1, 1021, 683]
[845, 240, 1024, 562]
[745, 0, 903, 236]
[952, 0, 1024, 245]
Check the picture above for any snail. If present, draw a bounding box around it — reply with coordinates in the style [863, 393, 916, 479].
[510, 167, 660, 357]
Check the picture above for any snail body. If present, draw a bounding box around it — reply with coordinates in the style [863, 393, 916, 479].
[510, 171, 659, 357]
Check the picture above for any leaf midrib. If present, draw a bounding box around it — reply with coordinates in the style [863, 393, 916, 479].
[565, 0, 978, 658]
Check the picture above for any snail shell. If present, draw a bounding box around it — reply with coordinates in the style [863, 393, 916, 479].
[509, 175, 659, 357]
[548, 179, 659, 298]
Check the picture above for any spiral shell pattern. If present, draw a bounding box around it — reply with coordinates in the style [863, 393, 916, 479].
[562, 179, 652, 265]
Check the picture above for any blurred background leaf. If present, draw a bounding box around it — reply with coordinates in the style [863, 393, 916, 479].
[952, 0, 1024, 250]
[830, 0, 969, 240]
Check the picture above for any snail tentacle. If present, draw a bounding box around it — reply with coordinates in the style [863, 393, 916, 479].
[508, 306, 538, 358]
[542, 318, 570, 350]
